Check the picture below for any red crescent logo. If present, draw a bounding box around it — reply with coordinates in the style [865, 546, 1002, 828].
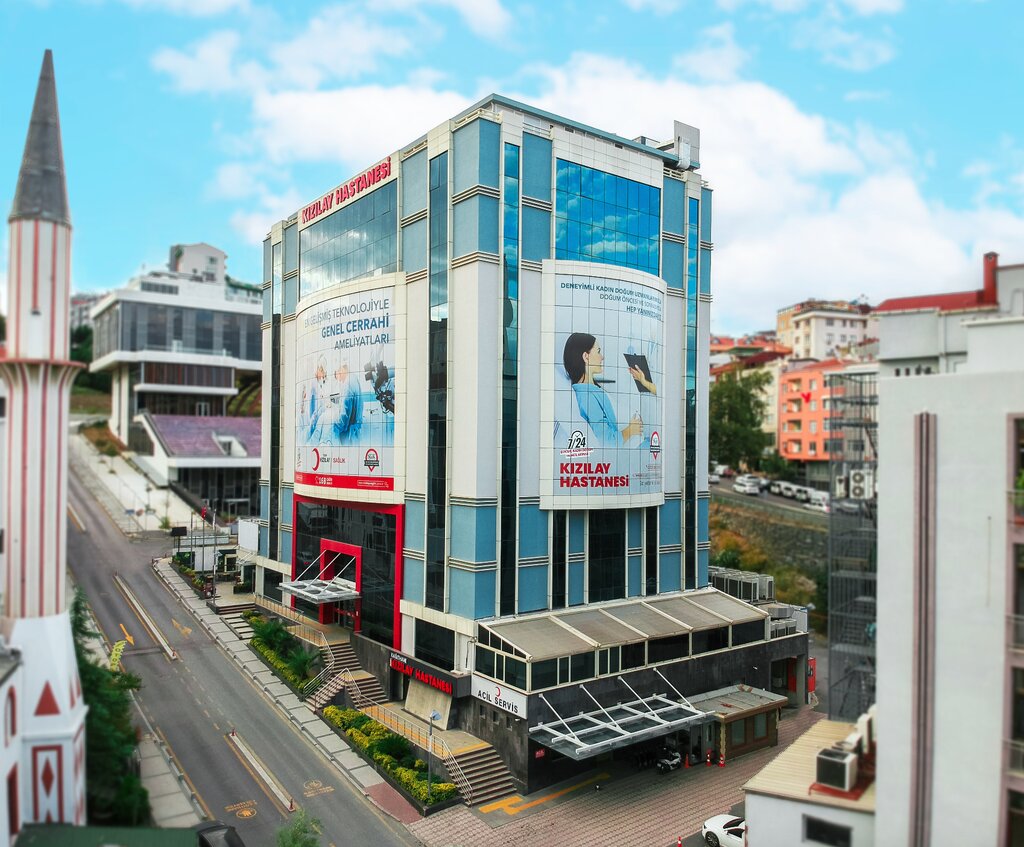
[312, 448, 321, 471]
[495, 685, 501, 698]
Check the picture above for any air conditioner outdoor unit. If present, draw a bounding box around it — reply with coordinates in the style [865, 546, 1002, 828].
[816, 747, 858, 791]
[857, 713, 873, 750]
[849, 469, 874, 500]
[834, 476, 847, 498]
[837, 730, 864, 756]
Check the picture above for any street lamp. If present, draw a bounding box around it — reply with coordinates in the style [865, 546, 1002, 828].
[427, 709, 442, 804]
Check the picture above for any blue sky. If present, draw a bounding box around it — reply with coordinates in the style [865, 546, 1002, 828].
[2, 0, 1022, 333]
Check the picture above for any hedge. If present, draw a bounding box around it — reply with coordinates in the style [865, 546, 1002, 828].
[321, 706, 457, 805]
[250, 637, 307, 691]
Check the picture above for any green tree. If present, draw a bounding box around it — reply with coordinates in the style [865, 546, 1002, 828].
[69, 325, 112, 392]
[277, 809, 322, 847]
[70, 590, 150, 825]
[709, 370, 772, 470]
[760, 451, 799, 482]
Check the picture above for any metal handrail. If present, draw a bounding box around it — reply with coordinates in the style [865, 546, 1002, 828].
[253, 595, 333, 684]
[254, 594, 312, 627]
[341, 669, 473, 804]
[1006, 738, 1024, 773]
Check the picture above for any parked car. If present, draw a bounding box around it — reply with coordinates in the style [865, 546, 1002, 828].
[195, 821, 246, 847]
[768, 480, 784, 496]
[702, 814, 746, 847]
[708, 472, 721, 484]
[803, 499, 830, 514]
[793, 486, 811, 502]
[732, 479, 760, 495]
[778, 481, 796, 498]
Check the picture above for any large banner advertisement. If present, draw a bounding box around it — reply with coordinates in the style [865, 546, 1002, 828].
[295, 288, 396, 491]
[543, 270, 665, 508]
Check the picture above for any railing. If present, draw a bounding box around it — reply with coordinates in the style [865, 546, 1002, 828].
[1009, 489, 1024, 526]
[1008, 615, 1024, 651]
[254, 596, 329, 648]
[342, 669, 473, 804]
[1007, 739, 1024, 774]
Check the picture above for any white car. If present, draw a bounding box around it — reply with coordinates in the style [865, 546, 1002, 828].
[732, 480, 760, 495]
[702, 814, 746, 847]
[803, 500, 830, 514]
[708, 472, 721, 484]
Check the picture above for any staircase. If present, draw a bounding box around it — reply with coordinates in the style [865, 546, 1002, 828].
[303, 641, 387, 711]
[447, 744, 516, 806]
[223, 612, 255, 641]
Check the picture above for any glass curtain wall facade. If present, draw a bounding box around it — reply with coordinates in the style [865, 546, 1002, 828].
[500, 143, 520, 616]
[684, 196, 699, 586]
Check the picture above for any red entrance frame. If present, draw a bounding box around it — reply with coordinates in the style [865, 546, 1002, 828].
[292, 494, 404, 651]
[317, 539, 360, 628]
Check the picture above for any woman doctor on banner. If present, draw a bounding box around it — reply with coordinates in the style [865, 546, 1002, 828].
[562, 332, 657, 448]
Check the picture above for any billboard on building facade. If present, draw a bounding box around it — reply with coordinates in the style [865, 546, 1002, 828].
[542, 268, 665, 509]
[295, 287, 396, 491]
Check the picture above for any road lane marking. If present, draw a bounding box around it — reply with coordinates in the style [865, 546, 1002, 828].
[225, 733, 292, 816]
[113, 573, 177, 660]
[479, 771, 610, 815]
[119, 623, 135, 645]
[156, 727, 212, 820]
[303, 778, 335, 798]
[171, 618, 193, 638]
[67, 503, 85, 532]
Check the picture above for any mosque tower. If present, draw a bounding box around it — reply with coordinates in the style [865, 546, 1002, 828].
[1, 49, 87, 826]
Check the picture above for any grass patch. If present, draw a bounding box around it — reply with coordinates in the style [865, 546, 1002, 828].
[71, 386, 111, 416]
[81, 422, 123, 457]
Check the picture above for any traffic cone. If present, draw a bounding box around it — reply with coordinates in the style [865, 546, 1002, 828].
[677, 837, 682, 847]
[706, 750, 712, 766]
[684, 753, 690, 769]
[230, 728, 236, 737]
[719, 752, 725, 768]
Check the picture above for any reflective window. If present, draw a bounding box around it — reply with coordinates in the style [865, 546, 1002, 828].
[554, 160, 660, 275]
[299, 182, 398, 298]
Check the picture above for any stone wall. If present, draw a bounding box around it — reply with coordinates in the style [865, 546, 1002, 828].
[711, 492, 829, 573]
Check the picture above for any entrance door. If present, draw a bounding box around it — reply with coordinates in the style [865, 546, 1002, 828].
[319, 541, 361, 630]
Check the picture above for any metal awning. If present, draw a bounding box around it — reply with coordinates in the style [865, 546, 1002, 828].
[280, 548, 359, 605]
[530, 690, 708, 760]
[279, 577, 359, 604]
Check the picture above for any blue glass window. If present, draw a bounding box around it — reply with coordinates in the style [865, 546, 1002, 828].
[686, 196, 699, 298]
[555, 160, 660, 276]
[298, 182, 398, 298]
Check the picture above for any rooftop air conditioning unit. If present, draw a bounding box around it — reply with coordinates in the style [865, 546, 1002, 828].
[849, 469, 874, 500]
[834, 476, 847, 499]
[857, 713, 874, 750]
[837, 730, 864, 756]
[816, 747, 858, 792]
[758, 574, 775, 601]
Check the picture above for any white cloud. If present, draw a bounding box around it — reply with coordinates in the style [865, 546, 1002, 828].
[623, 0, 684, 14]
[674, 22, 750, 82]
[717, 0, 901, 13]
[844, 88, 888, 102]
[152, 31, 267, 93]
[229, 186, 305, 245]
[206, 162, 265, 200]
[376, 0, 512, 37]
[269, 7, 413, 88]
[118, 0, 250, 16]
[840, 0, 902, 13]
[250, 84, 472, 165]
[793, 17, 896, 71]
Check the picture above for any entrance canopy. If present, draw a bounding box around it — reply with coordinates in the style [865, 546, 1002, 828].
[280, 549, 359, 604]
[530, 687, 709, 760]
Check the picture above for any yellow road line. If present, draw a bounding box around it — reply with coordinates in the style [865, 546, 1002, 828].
[224, 735, 290, 818]
[480, 772, 610, 815]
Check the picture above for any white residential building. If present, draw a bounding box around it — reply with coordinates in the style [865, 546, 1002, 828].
[777, 300, 876, 361]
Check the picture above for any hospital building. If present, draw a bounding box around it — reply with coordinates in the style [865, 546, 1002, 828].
[251, 95, 809, 796]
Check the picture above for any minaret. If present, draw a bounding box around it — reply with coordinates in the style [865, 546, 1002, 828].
[1, 49, 87, 827]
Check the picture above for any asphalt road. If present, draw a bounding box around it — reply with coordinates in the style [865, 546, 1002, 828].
[710, 483, 829, 523]
[67, 471, 417, 847]
[680, 800, 744, 847]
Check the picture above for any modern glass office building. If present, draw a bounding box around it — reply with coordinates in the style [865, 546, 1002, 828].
[256, 96, 807, 793]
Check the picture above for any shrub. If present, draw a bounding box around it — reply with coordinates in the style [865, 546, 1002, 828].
[372, 752, 398, 772]
[372, 733, 411, 761]
[251, 637, 306, 691]
[346, 728, 370, 751]
[392, 767, 457, 804]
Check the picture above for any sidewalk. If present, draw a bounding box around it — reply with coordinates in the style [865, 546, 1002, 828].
[152, 559, 420, 823]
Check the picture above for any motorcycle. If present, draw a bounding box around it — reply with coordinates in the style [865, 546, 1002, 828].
[655, 749, 682, 774]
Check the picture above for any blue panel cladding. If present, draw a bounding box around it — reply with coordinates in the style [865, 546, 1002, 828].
[403, 556, 424, 603]
[663, 178, 685, 235]
[700, 186, 713, 240]
[260, 483, 269, 521]
[453, 196, 499, 257]
[627, 509, 642, 547]
[568, 561, 585, 605]
[568, 512, 585, 553]
[519, 504, 548, 558]
[522, 206, 551, 262]
[699, 247, 712, 296]
[518, 565, 549, 613]
[402, 218, 427, 274]
[522, 133, 553, 200]
[628, 554, 642, 597]
[279, 530, 292, 565]
[401, 149, 427, 216]
[697, 499, 709, 544]
[662, 240, 684, 291]
[659, 551, 681, 592]
[453, 119, 499, 191]
[659, 502, 681, 546]
[697, 549, 710, 588]
[450, 504, 497, 562]
[478, 195, 499, 254]
[405, 500, 425, 553]
[449, 568, 496, 619]
[258, 524, 269, 558]
[280, 487, 294, 525]
[478, 119, 501, 189]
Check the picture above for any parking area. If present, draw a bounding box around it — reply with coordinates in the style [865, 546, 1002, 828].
[408, 707, 822, 847]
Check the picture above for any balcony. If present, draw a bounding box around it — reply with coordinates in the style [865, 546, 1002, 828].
[1009, 615, 1024, 650]
[1007, 739, 1024, 775]
[1011, 489, 1024, 526]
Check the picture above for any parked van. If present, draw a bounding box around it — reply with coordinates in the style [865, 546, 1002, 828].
[768, 480, 784, 496]
[778, 481, 796, 498]
[794, 487, 811, 503]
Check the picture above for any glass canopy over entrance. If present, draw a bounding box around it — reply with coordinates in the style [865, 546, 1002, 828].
[529, 686, 710, 760]
[280, 548, 360, 604]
